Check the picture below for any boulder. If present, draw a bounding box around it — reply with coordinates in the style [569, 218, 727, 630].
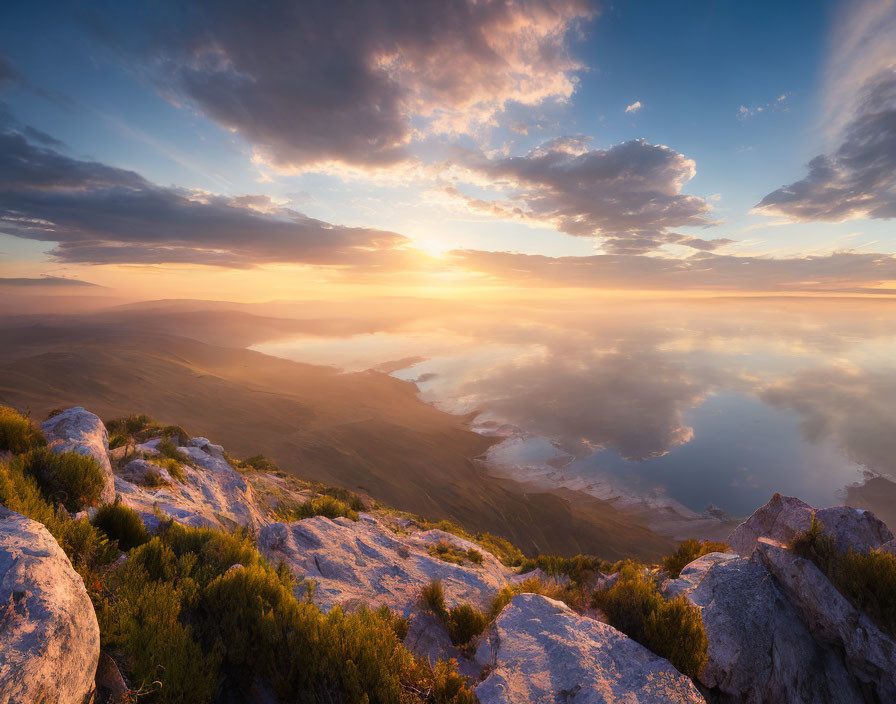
[728, 493, 813, 557]
[660, 552, 738, 599]
[756, 538, 896, 702]
[188, 437, 225, 459]
[880, 539, 896, 556]
[812, 506, 893, 555]
[473, 593, 706, 704]
[729, 494, 893, 558]
[0, 507, 100, 704]
[257, 515, 511, 614]
[119, 458, 174, 486]
[41, 407, 115, 505]
[681, 555, 862, 703]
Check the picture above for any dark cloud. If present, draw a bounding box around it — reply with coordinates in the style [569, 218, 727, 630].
[0, 276, 98, 287]
[0, 53, 17, 85]
[449, 138, 718, 253]
[101, 0, 593, 169]
[756, 68, 896, 222]
[450, 248, 896, 292]
[0, 130, 412, 267]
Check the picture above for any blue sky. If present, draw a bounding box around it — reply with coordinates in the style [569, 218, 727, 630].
[0, 0, 894, 297]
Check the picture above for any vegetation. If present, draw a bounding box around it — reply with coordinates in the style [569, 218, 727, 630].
[792, 518, 896, 638]
[156, 439, 190, 464]
[592, 564, 707, 679]
[155, 456, 186, 482]
[19, 447, 107, 512]
[427, 541, 483, 567]
[395, 516, 523, 567]
[92, 502, 149, 551]
[662, 539, 729, 579]
[239, 453, 279, 472]
[0, 406, 46, 454]
[518, 553, 607, 585]
[419, 580, 488, 647]
[275, 495, 360, 522]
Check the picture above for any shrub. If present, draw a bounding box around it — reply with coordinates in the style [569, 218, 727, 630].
[446, 604, 487, 646]
[517, 553, 606, 585]
[488, 578, 563, 619]
[466, 548, 483, 565]
[0, 406, 46, 454]
[418, 518, 524, 567]
[421, 580, 448, 620]
[240, 454, 279, 472]
[792, 518, 896, 638]
[93, 502, 149, 551]
[20, 447, 106, 512]
[106, 414, 154, 436]
[663, 539, 729, 579]
[277, 495, 359, 522]
[108, 434, 129, 450]
[155, 457, 186, 482]
[428, 541, 469, 565]
[592, 564, 707, 678]
[156, 439, 190, 464]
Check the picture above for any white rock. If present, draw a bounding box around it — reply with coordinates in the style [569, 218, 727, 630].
[0, 507, 100, 704]
[681, 555, 863, 703]
[812, 506, 893, 554]
[41, 407, 115, 506]
[660, 552, 738, 599]
[188, 437, 225, 459]
[474, 594, 706, 704]
[257, 515, 512, 615]
[756, 538, 896, 702]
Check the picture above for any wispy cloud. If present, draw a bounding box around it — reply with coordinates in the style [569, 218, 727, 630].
[625, 100, 643, 114]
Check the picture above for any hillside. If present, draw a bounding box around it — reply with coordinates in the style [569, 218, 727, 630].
[0, 316, 675, 561]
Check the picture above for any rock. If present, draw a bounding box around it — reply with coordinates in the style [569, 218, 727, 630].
[728, 493, 814, 557]
[880, 539, 896, 556]
[681, 554, 862, 703]
[729, 494, 893, 558]
[756, 538, 896, 702]
[403, 610, 479, 677]
[114, 444, 265, 532]
[0, 507, 100, 704]
[812, 506, 893, 555]
[660, 552, 738, 599]
[473, 594, 705, 704]
[188, 437, 225, 459]
[257, 516, 512, 614]
[119, 458, 174, 486]
[41, 407, 115, 506]
[94, 651, 129, 704]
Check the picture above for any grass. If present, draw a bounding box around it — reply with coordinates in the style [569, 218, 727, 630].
[663, 539, 730, 579]
[19, 447, 107, 512]
[156, 439, 190, 464]
[239, 453, 279, 472]
[517, 553, 607, 585]
[592, 563, 707, 679]
[419, 580, 488, 647]
[92, 502, 149, 551]
[792, 518, 896, 638]
[427, 541, 483, 566]
[0, 406, 46, 454]
[154, 456, 186, 482]
[275, 495, 359, 522]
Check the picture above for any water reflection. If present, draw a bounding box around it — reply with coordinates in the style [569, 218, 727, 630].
[254, 298, 896, 524]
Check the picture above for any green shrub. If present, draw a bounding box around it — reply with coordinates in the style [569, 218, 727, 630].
[0, 406, 46, 454]
[0, 457, 57, 526]
[431, 659, 477, 704]
[592, 564, 707, 678]
[428, 541, 470, 565]
[276, 495, 359, 522]
[663, 539, 730, 579]
[157, 439, 190, 464]
[20, 447, 106, 512]
[108, 434, 129, 450]
[488, 577, 565, 619]
[106, 414, 154, 436]
[517, 553, 607, 585]
[446, 604, 487, 646]
[421, 580, 448, 620]
[416, 518, 524, 567]
[466, 548, 483, 565]
[93, 502, 149, 551]
[792, 518, 896, 638]
[240, 454, 279, 472]
[155, 457, 185, 482]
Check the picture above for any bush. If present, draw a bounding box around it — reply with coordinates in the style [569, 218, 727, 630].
[421, 579, 448, 620]
[466, 548, 483, 565]
[592, 564, 707, 678]
[663, 539, 729, 579]
[488, 577, 563, 619]
[20, 447, 106, 512]
[517, 553, 606, 585]
[106, 414, 154, 436]
[792, 518, 896, 638]
[446, 604, 487, 646]
[0, 406, 46, 454]
[155, 457, 186, 483]
[276, 495, 359, 522]
[157, 439, 190, 464]
[417, 518, 524, 567]
[428, 541, 469, 565]
[240, 454, 279, 472]
[93, 502, 149, 551]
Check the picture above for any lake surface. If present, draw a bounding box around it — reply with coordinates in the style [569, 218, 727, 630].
[254, 298, 896, 521]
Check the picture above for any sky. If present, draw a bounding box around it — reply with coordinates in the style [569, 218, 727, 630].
[0, 0, 895, 300]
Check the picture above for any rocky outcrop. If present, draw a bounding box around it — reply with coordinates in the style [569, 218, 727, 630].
[116, 442, 267, 532]
[680, 554, 862, 703]
[187, 437, 225, 459]
[728, 494, 893, 557]
[41, 407, 116, 505]
[119, 458, 175, 485]
[0, 507, 100, 704]
[474, 593, 706, 704]
[756, 538, 896, 702]
[661, 551, 738, 598]
[257, 514, 512, 614]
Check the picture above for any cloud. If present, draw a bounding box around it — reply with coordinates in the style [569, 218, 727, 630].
[103, 0, 594, 170]
[0, 53, 16, 86]
[449, 248, 896, 292]
[737, 93, 788, 120]
[0, 129, 416, 268]
[756, 68, 896, 221]
[625, 101, 642, 113]
[756, 0, 895, 222]
[0, 276, 99, 287]
[447, 137, 718, 252]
